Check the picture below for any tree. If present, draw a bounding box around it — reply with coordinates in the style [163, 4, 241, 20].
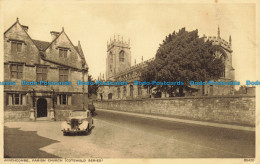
[88, 75, 99, 98]
[141, 28, 225, 97]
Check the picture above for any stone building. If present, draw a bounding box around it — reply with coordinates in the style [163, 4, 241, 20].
[4, 18, 88, 121]
[98, 27, 235, 100]
[197, 26, 235, 96]
[98, 35, 154, 100]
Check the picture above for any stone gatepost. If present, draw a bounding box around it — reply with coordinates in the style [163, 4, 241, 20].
[29, 108, 35, 121]
[50, 108, 55, 120]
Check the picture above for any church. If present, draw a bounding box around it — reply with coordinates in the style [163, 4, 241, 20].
[97, 27, 235, 100]
[4, 18, 88, 121]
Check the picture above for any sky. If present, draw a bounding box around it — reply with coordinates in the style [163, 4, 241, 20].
[1, 0, 257, 86]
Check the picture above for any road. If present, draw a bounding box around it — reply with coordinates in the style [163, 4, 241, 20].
[4, 109, 255, 158]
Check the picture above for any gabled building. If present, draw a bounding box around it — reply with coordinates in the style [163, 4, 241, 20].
[4, 18, 88, 121]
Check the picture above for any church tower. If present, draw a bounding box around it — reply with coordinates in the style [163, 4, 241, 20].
[205, 26, 235, 81]
[106, 35, 131, 80]
[202, 26, 235, 95]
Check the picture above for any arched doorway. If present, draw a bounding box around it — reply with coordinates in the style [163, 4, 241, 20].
[100, 93, 103, 101]
[108, 93, 113, 100]
[37, 98, 47, 117]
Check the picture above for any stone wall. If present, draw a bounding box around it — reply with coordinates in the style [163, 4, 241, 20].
[4, 93, 88, 121]
[94, 95, 255, 126]
[4, 111, 30, 122]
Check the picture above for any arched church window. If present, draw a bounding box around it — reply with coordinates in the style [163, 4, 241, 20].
[109, 51, 113, 72]
[130, 85, 134, 97]
[214, 50, 226, 78]
[119, 50, 124, 62]
[138, 85, 142, 96]
[117, 87, 120, 98]
[220, 55, 225, 78]
[123, 86, 126, 97]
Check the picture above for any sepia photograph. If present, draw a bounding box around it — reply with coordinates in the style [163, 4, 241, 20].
[0, 0, 259, 163]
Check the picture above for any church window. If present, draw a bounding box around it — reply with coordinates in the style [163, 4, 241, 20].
[130, 85, 134, 97]
[138, 86, 142, 96]
[117, 87, 120, 98]
[119, 51, 124, 62]
[220, 55, 225, 78]
[123, 86, 127, 97]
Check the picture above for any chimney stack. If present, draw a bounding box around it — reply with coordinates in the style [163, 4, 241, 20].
[50, 31, 60, 41]
[21, 25, 29, 32]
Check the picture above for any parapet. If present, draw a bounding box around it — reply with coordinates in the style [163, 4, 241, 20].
[107, 35, 130, 50]
[204, 36, 232, 52]
[116, 57, 155, 76]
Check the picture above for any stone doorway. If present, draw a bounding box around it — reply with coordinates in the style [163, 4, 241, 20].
[108, 93, 112, 100]
[37, 98, 47, 118]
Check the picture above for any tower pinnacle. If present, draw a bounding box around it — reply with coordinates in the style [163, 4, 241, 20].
[218, 25, 220, 38]
[229, 35, 232, 46]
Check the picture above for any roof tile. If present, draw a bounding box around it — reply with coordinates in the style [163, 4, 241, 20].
[32, 39, 50, 51]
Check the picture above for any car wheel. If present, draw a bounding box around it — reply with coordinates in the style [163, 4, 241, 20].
[85, 125, 89, 135]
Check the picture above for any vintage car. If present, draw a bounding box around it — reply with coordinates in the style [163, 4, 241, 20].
[61, 110, 94, 136]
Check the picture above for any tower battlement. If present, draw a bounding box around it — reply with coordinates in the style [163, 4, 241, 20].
[203, 26, 232, 52]
[205, 36, 232, 52]
[107, 35, 130, 51]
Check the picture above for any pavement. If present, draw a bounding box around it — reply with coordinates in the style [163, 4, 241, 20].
[97, 108, 255, 132]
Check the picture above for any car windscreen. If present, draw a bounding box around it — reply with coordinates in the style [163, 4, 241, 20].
[70, 112, 87, 117]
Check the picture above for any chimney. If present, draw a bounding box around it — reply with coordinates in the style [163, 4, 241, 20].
[21, 25, 29, 32]
[50, 31, 60, 41]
